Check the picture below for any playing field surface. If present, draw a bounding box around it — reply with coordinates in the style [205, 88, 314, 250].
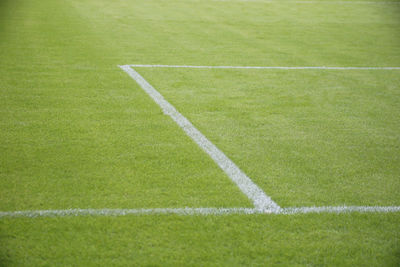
[1, 0, 399, 265]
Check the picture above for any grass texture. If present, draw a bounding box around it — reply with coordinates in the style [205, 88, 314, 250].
[0, 0, 399, 265]
[140, 68, 400, 207]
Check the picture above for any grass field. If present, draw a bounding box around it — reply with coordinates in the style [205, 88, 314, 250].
[1, 0, 400, 265]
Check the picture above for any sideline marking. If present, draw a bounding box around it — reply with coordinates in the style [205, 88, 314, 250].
[281, 206, 400, 214]
[119, 65, 280, 213]
[213, 0, 400, 4]
[128, 64, 400, 70]
[1, 206, 400, 218]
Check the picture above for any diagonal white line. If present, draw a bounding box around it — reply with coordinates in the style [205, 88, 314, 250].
[2, 64, 398, 219]
[1, 206, 399, 218]
[119, 65, 281, 212]
[128, 64, 400, 70]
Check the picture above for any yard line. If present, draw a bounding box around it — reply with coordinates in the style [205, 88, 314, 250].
[119, 65, 281, 213]
[129, 65, 400, 70]
[1, 206, 400, 218]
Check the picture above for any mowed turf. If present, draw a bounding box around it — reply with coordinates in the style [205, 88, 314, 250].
[0, 1, 252, 211]
[1, 214, 400, 266]
[1, 0, 400, 265]
[138, 67, 400, 207]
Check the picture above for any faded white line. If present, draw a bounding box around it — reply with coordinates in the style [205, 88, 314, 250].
[0, 208, 256, 218]
[213, 0, 400, 4]
[1, 206, 400, 218]
[128, 65, 400, 70]
[281, 206, 400, 214]
[288, 1, 400, 3]
[119, 65, 280, 212]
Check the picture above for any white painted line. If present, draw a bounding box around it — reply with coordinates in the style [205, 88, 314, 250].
[129, 64, 400, 70]
[1, 206, 400, 218]
[281, 206, 400, 214]
[4, 64, 394, 219]
[213, 0, 400, 4]
[119, 65, 281, 213]
[288, 1, 400, 3]
[0, 208, 256, 218]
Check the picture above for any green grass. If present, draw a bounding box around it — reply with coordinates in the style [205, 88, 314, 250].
[1, 0, 400, 265]
[1, 214, 400, 266]
[139, 68, 400, 207]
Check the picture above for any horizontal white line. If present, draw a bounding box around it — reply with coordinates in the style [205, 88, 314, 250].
[0, 208, 256, 218]
[281, 206, 400, 214]
[1, 206, 399, 218]
[289, 1, 400, 3]
[128, 65, 400, 70]
[214, 0, 400, 4]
